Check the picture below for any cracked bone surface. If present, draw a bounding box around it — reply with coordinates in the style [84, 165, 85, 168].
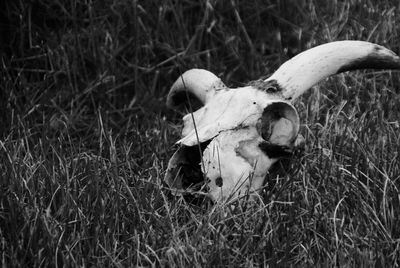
[165, 41, 400, 203]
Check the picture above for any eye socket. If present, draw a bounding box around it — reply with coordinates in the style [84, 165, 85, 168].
[259, 102, 299, 145]
[259, 103, 286, 140]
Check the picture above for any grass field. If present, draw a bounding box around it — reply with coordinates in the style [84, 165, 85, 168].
[1, 0, 400, 266]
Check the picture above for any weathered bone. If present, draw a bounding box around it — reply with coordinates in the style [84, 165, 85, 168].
[178, 88, 299, 146]
[165, 41, 400, 203]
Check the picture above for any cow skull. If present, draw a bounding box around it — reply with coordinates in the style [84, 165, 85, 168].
[164, 41, 400, 203]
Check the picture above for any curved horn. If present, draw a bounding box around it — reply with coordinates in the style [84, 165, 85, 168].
[266, 41, 400, 101]
[167, 69, 226, 110]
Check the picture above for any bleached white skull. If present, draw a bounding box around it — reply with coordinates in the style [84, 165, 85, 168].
[164, 41, 400, 203]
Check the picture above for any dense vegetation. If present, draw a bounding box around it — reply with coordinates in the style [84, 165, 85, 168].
[1, 0, 400, 266]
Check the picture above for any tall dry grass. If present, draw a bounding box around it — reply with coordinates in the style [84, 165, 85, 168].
[1, 0, 400, 266]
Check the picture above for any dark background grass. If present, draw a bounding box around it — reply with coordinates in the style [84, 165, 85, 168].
[1, 0, 400, 266]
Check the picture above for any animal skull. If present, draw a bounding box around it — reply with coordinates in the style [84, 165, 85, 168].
[164, 41, 400, 203]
